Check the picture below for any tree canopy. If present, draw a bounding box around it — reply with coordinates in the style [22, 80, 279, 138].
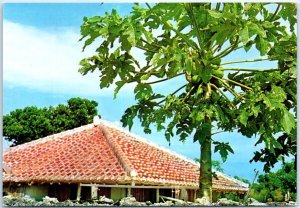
[3, 97, 98, 146]
[79, 3, 296, 200]
[250, 161, 296, 202]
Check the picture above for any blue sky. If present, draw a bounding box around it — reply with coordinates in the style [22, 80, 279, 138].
[3, 3, 284, 181]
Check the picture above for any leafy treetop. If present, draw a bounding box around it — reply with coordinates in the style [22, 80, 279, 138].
[79, 3, 296, 172]
[3, 97, 98, 146]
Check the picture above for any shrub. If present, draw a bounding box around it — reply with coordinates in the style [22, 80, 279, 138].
[273, 189, 284, 202]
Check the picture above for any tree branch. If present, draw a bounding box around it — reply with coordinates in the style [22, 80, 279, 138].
[210, 83, 235, 109]
[223, 84, 242, 99]
[212, 44, 222, 53]
[142, 72, 185, 85]
[146, 3, 198, 50]
[229, 39, 269, 53]
[212, 128, 238, 136]
[220, 58, 271, 66]
[213, 75, 252, 91]
[232, 44, 246, 52]
[135, 44, 158, 53]
[211, 130, 226, 136]
[269, 4, 281, 22]
[217, 78, 243, 99]
[215, 3, 221, 11]
[183, 85, 196, 102]
[145, 3, 152, 10]
[221, 68, 280, 72]
[172, 84, 187, 95]
[143, 77, 169, 85]
[141, 38, 162, 49]
[212, 36, 240, 61]
[156, 84, 187, 105]
[186, 3, 202, 49]
[133, 65, 160, 75]
[223, 77, 252, 91]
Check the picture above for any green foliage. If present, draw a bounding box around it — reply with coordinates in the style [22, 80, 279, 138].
[273, 189, 284, 202]
[195, 158, 224, 173]
[250, 162, 296, 202]
[79, 2, 296, 199]
[234, 176, 250, 185]
[250, 188, 270, 202]
[3, 98, 98, 146]
[211, 160, 224, 173]
[213, 141, 234, 162]
[214, 191, 244, 203]
[224, 192, 241, 202]
[290, 193, 297, 201]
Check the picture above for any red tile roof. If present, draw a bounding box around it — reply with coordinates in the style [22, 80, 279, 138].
[3, 119, 248, 192]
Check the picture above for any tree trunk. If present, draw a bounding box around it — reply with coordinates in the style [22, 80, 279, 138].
[199, 118, 212, 202]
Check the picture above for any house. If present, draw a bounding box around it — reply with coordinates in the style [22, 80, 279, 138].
[3, 117, 249, 202]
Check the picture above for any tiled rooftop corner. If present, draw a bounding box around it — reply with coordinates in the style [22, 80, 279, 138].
[3, 118, 249, 192]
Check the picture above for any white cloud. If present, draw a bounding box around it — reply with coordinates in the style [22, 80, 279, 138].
[3, 20, 187, 99]
[3, 20, 136, 97]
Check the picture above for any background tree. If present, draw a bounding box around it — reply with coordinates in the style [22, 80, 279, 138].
[79, 3, 296, 201]
[250, 161, 296, 202]
[195, 158, 224, 173]
[233, 176, 250, 185]
[3, 97, 98, 146]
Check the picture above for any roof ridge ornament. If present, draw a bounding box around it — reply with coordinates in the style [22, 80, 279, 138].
[130, 170, 138, 177]
[93, 115, 101, 126]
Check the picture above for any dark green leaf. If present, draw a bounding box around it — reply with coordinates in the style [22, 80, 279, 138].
[200, 68, 213, 83]
[134, 84, 153, 100]
[114, 81, 125, 99]
[213, 141, 234, 162]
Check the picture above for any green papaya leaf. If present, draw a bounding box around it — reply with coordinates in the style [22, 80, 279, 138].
[281, 109, 295, 134]
[114, 81, 125, 99]
[207, 10, 223, 19]
[239, 109, 248, 126]
[213, 141, 234, 162]
[239, 26, 249, 44]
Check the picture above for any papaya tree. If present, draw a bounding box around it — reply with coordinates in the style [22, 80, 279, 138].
[79, 3, 296, 201]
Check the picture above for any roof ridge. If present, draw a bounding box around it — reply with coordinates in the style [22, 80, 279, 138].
[99, 120, 199, 166]
[215, 170, 249, 188]
[3, 124, 94, 154]
[99, 119, 249, 189]
[99, 123, 137, 178]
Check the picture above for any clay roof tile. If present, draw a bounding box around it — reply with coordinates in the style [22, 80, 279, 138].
[3, 119, 248, 192]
